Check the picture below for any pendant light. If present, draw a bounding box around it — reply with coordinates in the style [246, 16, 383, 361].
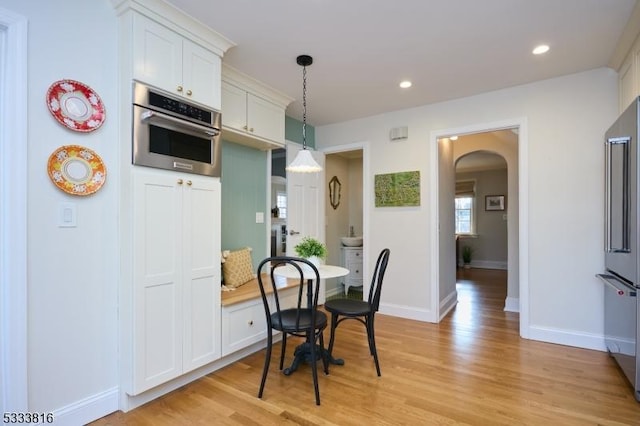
[286, 55, 322, 173]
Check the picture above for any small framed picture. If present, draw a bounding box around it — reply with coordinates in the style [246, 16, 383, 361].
[485, 195, 505, 211]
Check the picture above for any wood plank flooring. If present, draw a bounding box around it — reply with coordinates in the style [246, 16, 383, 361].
[92, 268, 640, 425]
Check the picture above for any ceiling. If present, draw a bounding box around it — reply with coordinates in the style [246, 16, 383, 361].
[165, 0, 637, 127]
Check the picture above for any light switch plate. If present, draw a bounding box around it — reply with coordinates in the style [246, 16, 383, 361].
[59, 202, 77, 227]
[255, 212, 264, 223]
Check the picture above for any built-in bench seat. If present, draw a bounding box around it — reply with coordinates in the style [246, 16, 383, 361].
[221, 274, 301, 306]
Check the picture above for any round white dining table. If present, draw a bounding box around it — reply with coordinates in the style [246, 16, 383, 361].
[273, 263, 349, 281]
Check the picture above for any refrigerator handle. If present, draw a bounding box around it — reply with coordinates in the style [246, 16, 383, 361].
[605, 136, 631, 253]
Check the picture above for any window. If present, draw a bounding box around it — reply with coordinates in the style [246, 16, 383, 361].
[276, 191, 287, 219]
[455, 196, 474, 234]
[455, 180, 476, 234]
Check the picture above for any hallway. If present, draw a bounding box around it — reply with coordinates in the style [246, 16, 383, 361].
[450, 267, 518, 335]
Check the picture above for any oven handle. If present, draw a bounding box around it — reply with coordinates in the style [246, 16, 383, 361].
[141, 110, 220, 137]
[596, 274, 637, 297]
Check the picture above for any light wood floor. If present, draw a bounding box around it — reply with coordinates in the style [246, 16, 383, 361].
[92, 268, 640, 425]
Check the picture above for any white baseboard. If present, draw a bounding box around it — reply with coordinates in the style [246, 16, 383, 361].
[459, 260, 507, 270]
[527, 325, 606, 352]
[439, 289, 458, 321]
[504, 296, 519, 312]
[379, 302, 437, 323]
[52, 387, 119, 426]
[325, 286, 342, 299]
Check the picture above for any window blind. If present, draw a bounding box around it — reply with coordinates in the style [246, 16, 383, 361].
[455, 180, 475, 196]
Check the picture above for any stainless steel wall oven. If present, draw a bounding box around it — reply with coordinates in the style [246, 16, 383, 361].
[132, 81, 221, 177]
[598, 97, 640, 402]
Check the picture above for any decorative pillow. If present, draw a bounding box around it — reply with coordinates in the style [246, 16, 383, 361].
[222, 247, 254, 288]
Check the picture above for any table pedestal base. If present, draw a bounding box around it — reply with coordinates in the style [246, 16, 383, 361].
[283, 342, 345, 376]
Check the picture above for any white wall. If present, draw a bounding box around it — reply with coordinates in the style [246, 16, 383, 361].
[3, 0, 119, 423]
[317, 68, 618, 349]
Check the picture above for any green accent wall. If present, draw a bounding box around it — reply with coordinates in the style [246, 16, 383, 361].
[220, 117, 314, 269]
[285, 116, 315, 148]
[221, 140, 267, 269]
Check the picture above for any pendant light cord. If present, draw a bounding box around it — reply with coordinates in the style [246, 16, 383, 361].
[302, 64, 307, 149]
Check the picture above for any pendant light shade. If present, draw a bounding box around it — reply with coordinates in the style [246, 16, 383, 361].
[286, 149, 322, 173]
[286, 54, 322, 173]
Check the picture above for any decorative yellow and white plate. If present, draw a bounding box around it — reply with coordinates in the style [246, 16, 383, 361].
[47, 145, 106, 196]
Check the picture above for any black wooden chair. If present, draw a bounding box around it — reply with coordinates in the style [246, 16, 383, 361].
[324, 248, 390, 376]
[256, 256, 329, 405]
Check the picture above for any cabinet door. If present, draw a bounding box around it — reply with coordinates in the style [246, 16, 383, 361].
[183, 41, 222, 109]
[221, 300, 268, 356]
[182, 177, 221, 371]
[132, 172, 183, 394]
[132, 14, 182, 95]
[247, 93, 285, 142]
[221, 81, 248, 131]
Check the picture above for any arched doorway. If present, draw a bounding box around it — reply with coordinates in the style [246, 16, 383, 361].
[431, 120, 527, 337]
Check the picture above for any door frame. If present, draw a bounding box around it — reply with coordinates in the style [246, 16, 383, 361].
[321, 141, 369, 297]
[0, 6, 29, 412]
[430, 117, 529, 338]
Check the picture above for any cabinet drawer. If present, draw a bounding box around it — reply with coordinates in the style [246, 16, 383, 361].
[222, 300, 268, 356]
[345, 250, 362, 262]
[345, 261, 363, 283]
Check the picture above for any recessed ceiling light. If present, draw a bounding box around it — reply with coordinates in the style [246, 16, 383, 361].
[450, 136, 458, 141]
[532, 44, 550, 55]
[399, 80, 412, 89]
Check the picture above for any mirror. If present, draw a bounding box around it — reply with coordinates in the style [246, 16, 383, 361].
[329, 175, 341, 210]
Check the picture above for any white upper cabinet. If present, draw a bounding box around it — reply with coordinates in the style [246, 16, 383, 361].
[132, 13, 222, 109]
[221, 65, 293, 150]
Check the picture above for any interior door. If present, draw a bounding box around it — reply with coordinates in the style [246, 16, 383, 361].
[286, 143, 326, 301]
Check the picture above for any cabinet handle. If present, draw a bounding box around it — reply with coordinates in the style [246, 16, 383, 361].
[187, 180, 192, 186]
[249, 127, 254, 132]
[177, 179, 183, 185]
[356, 252, 360, 257]
[177, 85, 183, 92]
[186, 89, 192, 96]
[243, 125, 248, 130]
[248, 320, 254, 326]
[355, 270, 359, 274]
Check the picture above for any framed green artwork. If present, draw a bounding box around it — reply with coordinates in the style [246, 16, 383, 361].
[374, 170, 420, 207]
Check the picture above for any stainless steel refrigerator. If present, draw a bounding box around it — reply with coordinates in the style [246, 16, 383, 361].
[597, 97, 640, 402]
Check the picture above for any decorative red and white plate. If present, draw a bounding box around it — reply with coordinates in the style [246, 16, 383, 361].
[47, 145, 107, 196]
[46, 79, 105, 132]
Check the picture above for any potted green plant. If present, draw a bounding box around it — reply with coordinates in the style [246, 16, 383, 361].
[294, 236, 327, 267]
[462, 245, 473, 269]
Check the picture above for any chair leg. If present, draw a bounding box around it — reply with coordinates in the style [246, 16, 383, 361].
[319, 329, 329, 375]
[327, 313, 339, 357]
[309, 330, 321, 405]
[258, 332, 273, 398]
[279, 333, 287, 370]
[367, 314, 381, 376]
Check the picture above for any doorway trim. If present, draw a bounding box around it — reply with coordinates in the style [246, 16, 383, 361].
[430, 117, 529, 338]
[0, 7, 28, 412]
[321, 141, 370, 295]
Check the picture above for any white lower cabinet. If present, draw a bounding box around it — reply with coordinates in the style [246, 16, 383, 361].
[131, 170, 221, 395]
[221, 286, 298, 356]
[221, 299, 268, 356]
[341, 247, 364, 295]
